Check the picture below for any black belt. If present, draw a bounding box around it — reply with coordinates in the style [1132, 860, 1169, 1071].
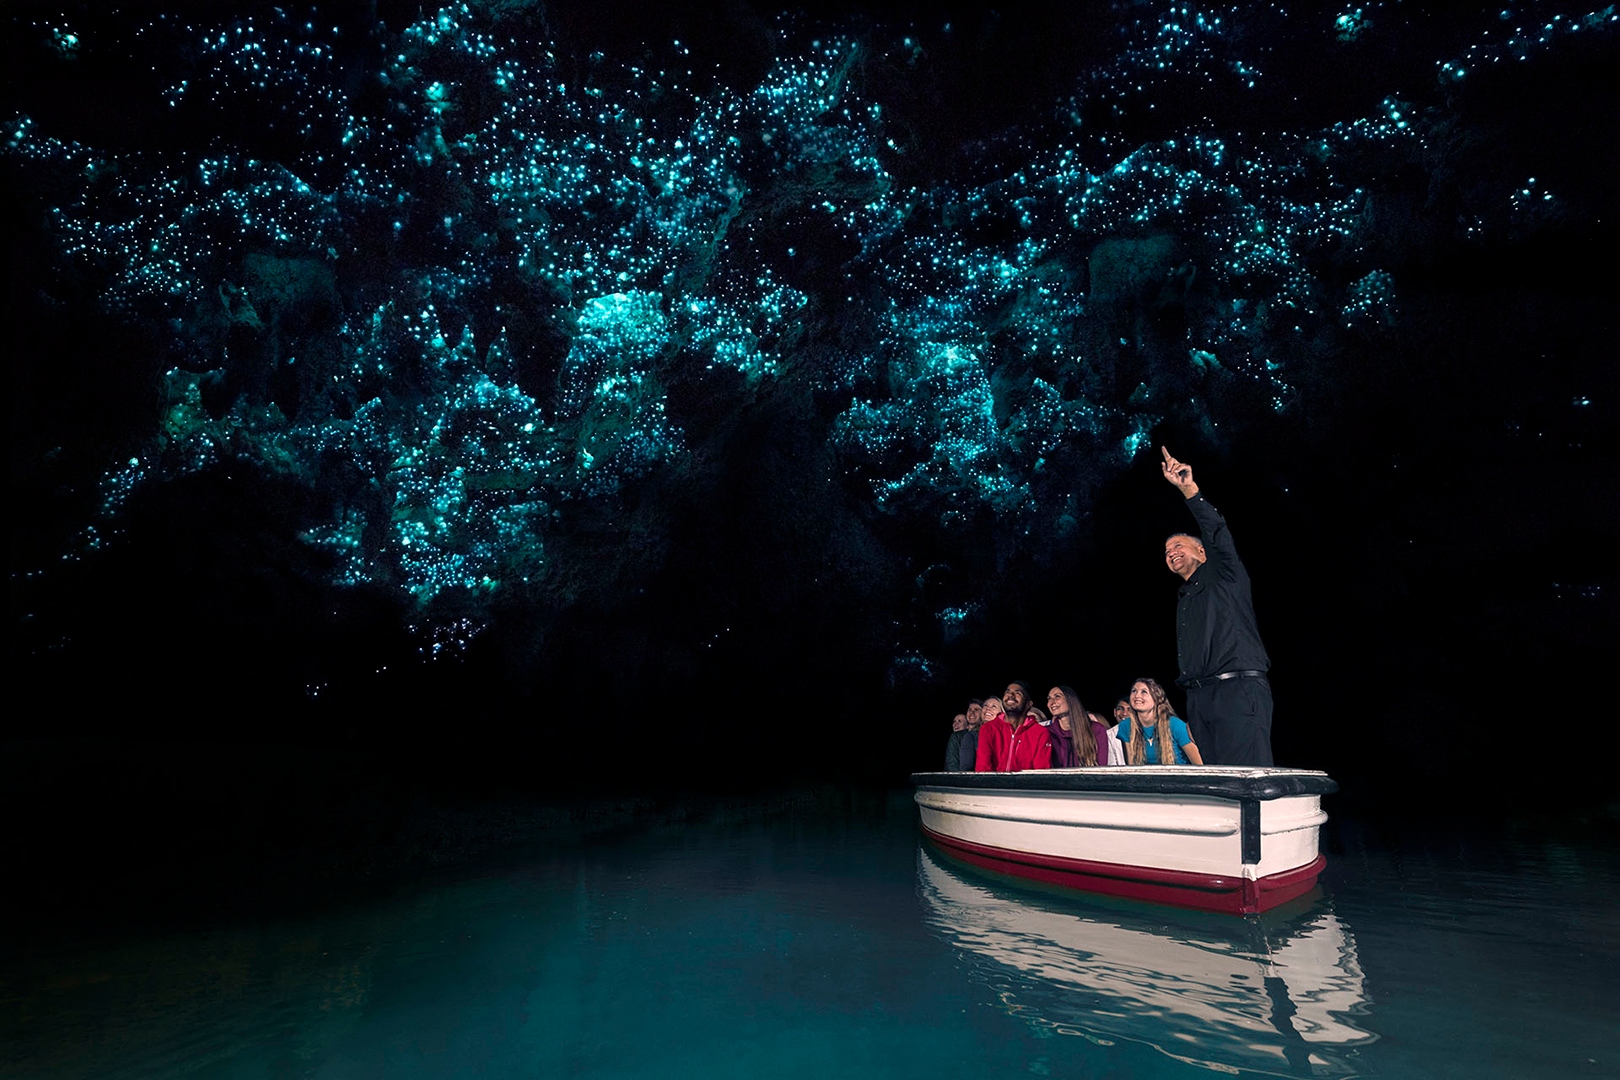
[1181, 670, 1267, 690]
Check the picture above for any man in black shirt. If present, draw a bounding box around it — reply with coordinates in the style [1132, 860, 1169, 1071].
[1160, 447, 1274, 765]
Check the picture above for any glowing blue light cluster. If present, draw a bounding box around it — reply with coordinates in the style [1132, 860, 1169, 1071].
[10, 7, 901, 607]
[1342, 270, 1397, 329]
[557, 291, 680, 496]
[1438, 3, 1617, 81]
[886, 651, 939, 688]
[11, 1, 1609, 627]
[4, 117, 344, 310]
[163, 7, 350, 142]
[1336, 7, 1371, 42]
[1075, 0, 1245, 116]
[836, 343, 1032, 518]
[827, 90, 1411, 506]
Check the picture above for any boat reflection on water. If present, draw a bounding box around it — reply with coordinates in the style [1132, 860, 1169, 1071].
[918, 845, 1375, 1078]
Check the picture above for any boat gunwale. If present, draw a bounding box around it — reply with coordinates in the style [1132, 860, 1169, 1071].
[910, 767, 1338, 801]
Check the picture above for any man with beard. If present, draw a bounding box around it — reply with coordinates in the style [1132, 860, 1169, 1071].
[1160, 446, 1274, 765]
[974, 680, 1053, 772]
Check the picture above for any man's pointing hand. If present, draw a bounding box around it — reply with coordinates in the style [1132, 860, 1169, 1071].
[1161, 446, 1199, 498]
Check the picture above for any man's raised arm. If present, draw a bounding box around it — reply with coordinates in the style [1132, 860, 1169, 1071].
[1161, 446, 1238, 563]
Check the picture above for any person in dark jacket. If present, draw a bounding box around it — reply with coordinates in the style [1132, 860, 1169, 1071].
[944, 714, 968, 771]
[1160, 446, 1274, 765]
[957, 700, 984, 771]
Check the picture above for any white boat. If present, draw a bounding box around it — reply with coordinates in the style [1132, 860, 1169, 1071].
[912, 766, 1337, 914]
[917, 846, 1374, 1076]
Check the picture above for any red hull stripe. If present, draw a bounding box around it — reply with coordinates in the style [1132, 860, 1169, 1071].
[921, 823, 1326, 915]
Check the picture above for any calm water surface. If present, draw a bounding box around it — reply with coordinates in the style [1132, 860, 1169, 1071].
[4, 795, 1617, 1079]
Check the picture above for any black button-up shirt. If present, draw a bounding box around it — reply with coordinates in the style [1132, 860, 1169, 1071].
[1175, 493, 1270, 685]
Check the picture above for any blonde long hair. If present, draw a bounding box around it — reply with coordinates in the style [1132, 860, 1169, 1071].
[1125, 678, 1182, 765]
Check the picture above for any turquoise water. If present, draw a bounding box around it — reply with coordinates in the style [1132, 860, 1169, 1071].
[4, 796, 1617, 1079]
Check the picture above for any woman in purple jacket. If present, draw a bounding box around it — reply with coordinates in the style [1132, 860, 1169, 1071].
[1045, 685, 1110, 767]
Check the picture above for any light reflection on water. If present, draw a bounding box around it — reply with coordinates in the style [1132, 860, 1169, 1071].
[917, 846, 1373, 1077]
[2, 798, 1617, 1079]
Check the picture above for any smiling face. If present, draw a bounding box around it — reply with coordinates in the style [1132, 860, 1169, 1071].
[1002, 683, 1028, 716]
[1129, 681, 1156, 717]
[1164, 534, 1207, 580]
[981, 698, 1005, 723]
[966, 702, 983, 727]
[1046, 688, 1075, 731]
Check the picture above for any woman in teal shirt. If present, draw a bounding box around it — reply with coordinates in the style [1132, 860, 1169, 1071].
[1118, 678, 1205, 765]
